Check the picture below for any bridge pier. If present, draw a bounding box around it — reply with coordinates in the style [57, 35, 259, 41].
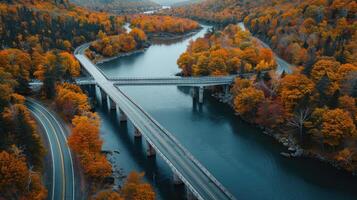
[223, 85, 230, 97]
[134, 127, 142, 138]
[186, 188, 198, 200]
[106, 96, 116, 110]
[95, 85, 102, 105]
[95, 85, 107, 105]
[173, 172, 183, 185]
[190, 87, 197, 98]
[198, 86, 204, 104]
[146, 141, 156, 157]
[117, 107, 127, 123]
[89, 84, 96, 97]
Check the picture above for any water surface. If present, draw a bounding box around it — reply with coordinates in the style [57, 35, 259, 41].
[95, 24, 357, 200]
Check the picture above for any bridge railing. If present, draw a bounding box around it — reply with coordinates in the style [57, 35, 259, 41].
[115, 86, 237, 200]
[75, 43, 237, 200]
[108, 76, 236, 81]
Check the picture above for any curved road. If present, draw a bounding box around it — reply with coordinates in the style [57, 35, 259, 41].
[26, 99, 75, 200]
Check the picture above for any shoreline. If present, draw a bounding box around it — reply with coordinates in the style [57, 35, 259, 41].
[147, 27, 202, 41]
[89, 28, 202, 65]
[92, 48, 149, 65]
[211, 91, 357, 176]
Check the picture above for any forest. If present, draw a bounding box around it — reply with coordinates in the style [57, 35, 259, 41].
[129, 15, 200, 35]
[86, 28, 149, 62]
[1, 0, 357, 198]
[177, 25, 277, 76]
[0, 0, 155, 199]
[70, 0, 160, 15]
[175, 0, 357, 172]
[160, 0, 271, 25]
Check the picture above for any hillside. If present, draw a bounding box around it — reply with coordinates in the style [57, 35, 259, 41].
[160, 0, 272, 25]
[70, 0, 161, 14]
[173, 0, 357, 173]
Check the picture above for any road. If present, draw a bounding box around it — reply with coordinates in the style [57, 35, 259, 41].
[26, 99, 75, 200]
[75, 44, 236, 200]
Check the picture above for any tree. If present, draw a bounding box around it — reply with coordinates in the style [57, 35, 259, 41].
[256, 98, 285, 128]
[55, 83, 90, 120]
[288, 108, 311, 138]
[58, 52, 80, 79]
[121, 172, 155, 200]
[68, 113, 112, 182]
[92, 190, 123, 200]
[0, 151, 29, 199]
[280, 74, 315, 112]
[130, 28, 147, 46]
[68, 114, 102, 154]
[321, 109, 356, 147]
[338, 95, 356, 121]
[2, 103, 45, 168]
[234, 87, 265, 118]
[0, 150, 47, 200]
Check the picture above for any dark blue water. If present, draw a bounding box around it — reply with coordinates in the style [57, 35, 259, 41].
[94, 25, 357, 200]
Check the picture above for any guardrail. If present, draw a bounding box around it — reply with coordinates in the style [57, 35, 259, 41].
[75, 43, 237, 200]
[116, 86, 237, 200]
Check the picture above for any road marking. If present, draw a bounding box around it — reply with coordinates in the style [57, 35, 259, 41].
[30, 100, 75, 200]
[28, 103, 66, 200]
[28, 107, 56, 200]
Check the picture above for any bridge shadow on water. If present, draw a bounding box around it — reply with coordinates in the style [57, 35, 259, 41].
[87, 89, 186, 200]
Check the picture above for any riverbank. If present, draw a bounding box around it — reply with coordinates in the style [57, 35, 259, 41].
[88, 27, 202, 65]
[147, 27, 202, 41]
[212, 90, 357, 175]
[89, 47, 150, 64]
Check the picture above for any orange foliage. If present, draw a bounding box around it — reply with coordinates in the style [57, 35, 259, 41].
[130, 15, 199, 34]
[279, 74, 315, 111]
[0, 150, 47, 200]
[178, 25, 276, 76]
[55, 83, 90, 120]
[121, 172, 155, 200]
[321, 109, 356, 147]
[68, 113, 112, 182]
[92, 190, 123, 200]
[234, 86, 265, 118]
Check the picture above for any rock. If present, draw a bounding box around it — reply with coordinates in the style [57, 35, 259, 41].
[280, 152, 291, 158]
[291, 149, 304, 157]
[288, 147, 296, 151]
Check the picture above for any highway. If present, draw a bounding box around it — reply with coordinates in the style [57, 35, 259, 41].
[26, 99, 75, 200]
[75, 44, 236, 200]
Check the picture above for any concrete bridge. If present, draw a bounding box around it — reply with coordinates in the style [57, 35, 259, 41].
[74, 43, 236, 200]
[30, 75, 235, 103]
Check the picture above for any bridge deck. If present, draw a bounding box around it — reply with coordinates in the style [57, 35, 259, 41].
[74, 45, 236, 200]
[110, 76, 235, 86]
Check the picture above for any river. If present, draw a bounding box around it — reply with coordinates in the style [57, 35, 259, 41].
[94, 24, 357, 200]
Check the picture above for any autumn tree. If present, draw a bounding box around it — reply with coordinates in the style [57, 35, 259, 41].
[2, 103, 45, 168]
[0, 150, 47, 200]
[256, 98, 285, 128]
[234, 87, 265, 119]
[55, 83, 90, 120]
[320, 109, 356, 148]
[121, 172, 155, 200]
[92, 190, 123, 200]
[279, 74, 315, 112]
[68, 113, 112, 182]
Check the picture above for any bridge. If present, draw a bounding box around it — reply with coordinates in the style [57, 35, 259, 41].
[74, 43, 236, 200]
